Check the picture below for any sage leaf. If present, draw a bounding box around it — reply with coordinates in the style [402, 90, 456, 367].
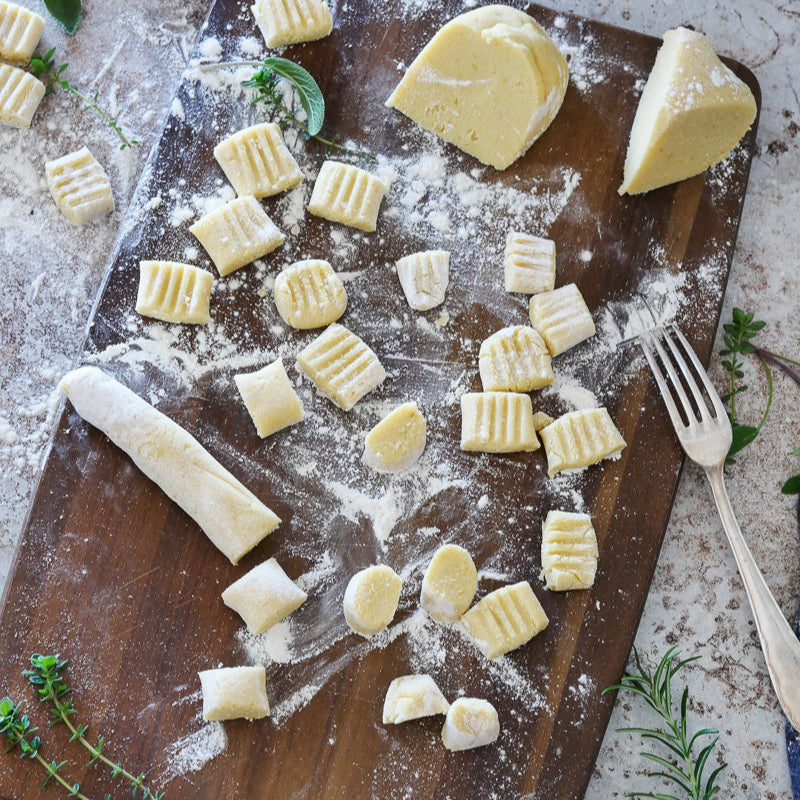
[262, 56, 325, 136]
[42, 0, 82, 34]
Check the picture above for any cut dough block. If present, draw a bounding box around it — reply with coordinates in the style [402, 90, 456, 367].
[0, 1, 44, 63]
[0, 63, 44, 128]
[273, 259, 347, 329]
[460, 392, 539, 453]
[619, 27, 757, 195]
[479, 325, 553, 392]
[441, 698, 499, 751]
[395, 250, 450, 311]
[541, 510, 598, 591]
[136, 260, 214, 324]
[383, 675, 450, 724]
[297, 323, 386, 411]
[199, 666, 270, 721]
[343, 564, 402, 637]
[420, 543, 477, 623]
[539, 407, 626, 476]
[461, 581, 548, 659]
[504, 231, 556, 294]
[307, 160, 389, 232]
[59, 366, 281, 564]
[386, 6, 568, 170]
[234, 359, 304, 438]
[189, 196, 284, 276]
[214, 122, 302, 198]
[529, 283, 595, 356]
[222, 557, 307, 634]
[251, 0, 332, 47]
[45, 147, 115, 226]
[362, 401, 426, 473]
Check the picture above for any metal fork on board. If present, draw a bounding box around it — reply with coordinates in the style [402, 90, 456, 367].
[639, 324, 800, 730]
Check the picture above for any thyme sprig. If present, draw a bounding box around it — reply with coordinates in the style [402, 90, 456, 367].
[604, 647, 726, 800]
[29, 48, 139, 150]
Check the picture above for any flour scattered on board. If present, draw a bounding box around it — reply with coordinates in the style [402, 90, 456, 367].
[163, 722, 227, 781]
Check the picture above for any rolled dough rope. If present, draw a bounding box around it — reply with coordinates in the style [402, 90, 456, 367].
[58, 366, 281, 563]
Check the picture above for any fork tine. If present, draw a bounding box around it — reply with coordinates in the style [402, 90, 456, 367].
[657, 327, 716, 424]
[671, 325, 728, 420]
[639, 331, 689, 432]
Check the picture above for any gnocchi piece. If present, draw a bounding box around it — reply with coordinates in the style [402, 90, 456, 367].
[222, 557, 307, 634]
[45, 147, 115, 227]
[0, 1, 45, 63]
[273, 259, 347, 329]
[251, 0, 332, 47]
[539, 407, 626, 476]
[136, 260, 214, 324]
[441, 698, 500, 751]
[504, 231, 556, 294]
[395, 250, 450, 311]
[362, 401, 426, 473]
[420, 543, 477, 623]
[383, 675, 450, 724]
[343, 564, 402, 637]
[532, 411, 554, 431]
[234, 359, 304, 438]
[0, 63, 44, 128]
[297, 323, 386, 411]
[199, 666, 270, 721]
[529, 283, 596, 356]
[214, 122, 302, 198]
[189, 196, 284, 276]
[541, 510, 598, 591]
[460, 392, 539, 453]
[460, 581, 548, 659]
[479, 325, 554, 392]
[307, 160, 390, 232]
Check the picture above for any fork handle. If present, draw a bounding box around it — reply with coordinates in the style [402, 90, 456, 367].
[706, 464, 800, 730]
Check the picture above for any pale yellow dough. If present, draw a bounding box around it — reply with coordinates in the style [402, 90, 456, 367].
[273, 259, 347, 329]
[45, 147, 115, 227]
[541, 510, 598, 591]
[420, 543, 477, 623]
[479, 325, 553, 392]
[136, 261, 214, 325]
[251, 0, 332, 47]
[0, 2, 44, 63]
[382, 675, 450, 724]
[441, 698, 499, 751]
[234, 359, 304, 438]
[0, 63, 44, 128]
[343, 565, 402, 637]
[529, 283, 595, 356]
[395, 250, 450, 311]
[199, 666, 270, 721]
[504, 231, 556, 294]
[460, 391, 539, 453]
[362, 401, 426, 473]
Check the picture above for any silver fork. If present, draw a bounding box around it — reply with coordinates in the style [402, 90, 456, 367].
[639, 324, 800, 730]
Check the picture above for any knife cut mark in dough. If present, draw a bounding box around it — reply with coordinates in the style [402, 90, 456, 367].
[45, 147, 115, 227]
[441, 697, 500, 751]
[479, 325, 554, 393]
[383, 675, 450, 724]
[0, 63, 45, 128]
[460, 392, 539, 453]
[343, 564, 402, 637]
[234, 358, 304, 438]
[529, 282, 595, 356]
[0, 1, 45, 63]
[199, 666, 270, 721]
[362, 401, 426, 473]
[251, 0, 332, 47]
[541, 510, 598, 591]
[273, 259, 347, 329]
[504, 231, 556, 294]
[395, 250, 450, 311]
[420, 543, 477, 623]
[136, 260, 214, 324]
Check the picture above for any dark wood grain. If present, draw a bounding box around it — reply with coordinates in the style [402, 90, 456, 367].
[0, 2, 760, 799]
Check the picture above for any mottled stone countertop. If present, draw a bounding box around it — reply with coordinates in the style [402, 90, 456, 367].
[1, 0, 798, 797]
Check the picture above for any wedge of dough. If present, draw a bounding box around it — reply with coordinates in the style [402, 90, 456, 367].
[59, 366, 281, 564]
[386, 5, 568, 170]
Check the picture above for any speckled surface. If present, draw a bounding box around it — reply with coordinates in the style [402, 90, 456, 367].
[1, 0, 798, 797]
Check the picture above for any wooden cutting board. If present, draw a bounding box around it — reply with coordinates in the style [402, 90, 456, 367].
[0, 1, 759, 798]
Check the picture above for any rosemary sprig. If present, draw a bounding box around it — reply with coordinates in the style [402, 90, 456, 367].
[29, 48, 139, 150]
[604, 647, 726, 800]
[24, 654, 164, 800]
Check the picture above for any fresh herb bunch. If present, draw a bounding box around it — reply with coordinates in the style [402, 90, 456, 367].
[604, 647, 726, 800]
[42, 0, 82, 34]
[29, 48, 139, 150]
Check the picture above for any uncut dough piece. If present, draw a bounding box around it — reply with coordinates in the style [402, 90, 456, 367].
[362, 401, 426, 473]
[343, 565, 402, 637]
[460, 392, 539, 453]
[541, 510, 598, 591]
[189, 196, 284, 276]
[0, 1, 45, 63]
[504, 231, 556, 294]
[420, 543, 477, 623]
[136, 260, 214, 324]
[273, 259, 347, 329]
[222, 557, 307, 634]
[214, 122, 302, 198]
[529, 283, 595, 356]
[461, 581, 548, 659]
[307, 160, 390, 232]
[441, 698, 499, 751]
[620, 27, 757, 195]
[539, 407, 626, 476]
[383, 675, 450, 724]
[199, 666, 270, 721]
[234, 359, 304, 438]
[386, 5, 568, 170]
[395, 250, 450, 311]
[45, 147, 115, 226]
[59, 367, 281, 564]
[479, 325, 553, 392]
[251, 0, 332, 47]
[0, 63, 45, 128]
[297, 323, 386, 411]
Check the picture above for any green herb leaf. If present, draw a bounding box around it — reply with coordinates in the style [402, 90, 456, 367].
[42, 0, 82, 34]
[260, 57, 324, 135]
[781, 474, 800, 494]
